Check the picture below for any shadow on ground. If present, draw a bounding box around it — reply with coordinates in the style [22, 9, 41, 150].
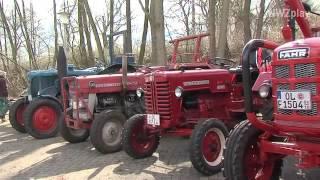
[1, 120, 320, 180]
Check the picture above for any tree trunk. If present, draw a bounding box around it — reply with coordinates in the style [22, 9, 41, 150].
[82, 6, 95, 66]
[53, 0, 58, 67]
[192, 0, 196, 34]
[243, 0, 252, 44]
[0, 2, 26, 85]
[126, 0, 132, 54]
[255, 0, 265, 39]
[217, 0, 230, 58]
[15, 0, 37, 69]
[138, 0, 149, 65]
[150, 0, 166, 65]
[109, 0, 114, 64]
[78, 0, 88, 66]
[83, 0, 105, 63]
[208, 0, 216, 60]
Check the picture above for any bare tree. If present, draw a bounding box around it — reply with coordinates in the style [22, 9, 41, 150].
[243, 0, 252, 44]
[109, 0, 114, 63]
[0, 1, 26, 85]
[126, 0, 132, 53]
[15, 0, 37, 69]
[82, 5, 94, 65]
[208, 0, 216, 59]
[53, 0, 58, 67]
[150, 0, 166, 65]
[138, 0, 149, 65]
[78, 0, 89, 66]
[216, 0, 230, 58]
[255, 0, 265, 39]
[192, 0, 196, 34]
[83, 0, 105, 63]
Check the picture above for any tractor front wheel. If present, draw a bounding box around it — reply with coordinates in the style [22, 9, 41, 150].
[223, 120, 282, 180]
[190, 119, 228, 176]
[24, 98, 61, 139]
[9, 98, 28, 133]
[60, 118, 89, 143]
[122, 114, 160, 159]
[90, 110, 125, 154]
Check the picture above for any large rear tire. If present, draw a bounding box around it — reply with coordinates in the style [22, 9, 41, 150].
[90, 110, 125, 154]
[24, 98, 61, 139]
[9, 98, 28, 133]
[60, 117, 89, 143]
[190, 119, 228, 176]
[122, 114, 160, 159]
[223, 120, 282, 180]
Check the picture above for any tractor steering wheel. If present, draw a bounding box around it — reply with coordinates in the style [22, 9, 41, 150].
[212, 57, 237, 68]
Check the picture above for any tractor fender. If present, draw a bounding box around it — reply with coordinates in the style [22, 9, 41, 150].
[252, 72, 272, 92]
[36, 95, 63, 111]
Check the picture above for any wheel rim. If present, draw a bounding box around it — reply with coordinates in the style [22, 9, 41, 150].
[244, 140, 262, 179]
[201, 128, 225, 166]
[16, 103, 27, 126]
[130, 119, 155, 154]
[32, 106, 57, 133]
[102, 120, 122, 146]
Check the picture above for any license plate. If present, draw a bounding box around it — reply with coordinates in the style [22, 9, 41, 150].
[147, 114, 160, 126]
[277, 91, 311, 110]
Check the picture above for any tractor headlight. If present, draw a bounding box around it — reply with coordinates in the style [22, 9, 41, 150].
[259, 84, 271, 98]
[136, 88, 144, 98]
[69, 99, 73, 107]
[175, 87, 183, 98]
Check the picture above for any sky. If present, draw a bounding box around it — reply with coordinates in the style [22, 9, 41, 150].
[2, 0, 158, 46]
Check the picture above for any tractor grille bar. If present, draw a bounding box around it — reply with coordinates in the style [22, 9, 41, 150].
[145, 80, 171, 121]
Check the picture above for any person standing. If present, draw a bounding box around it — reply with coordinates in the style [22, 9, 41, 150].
[0, 71, 9, 122]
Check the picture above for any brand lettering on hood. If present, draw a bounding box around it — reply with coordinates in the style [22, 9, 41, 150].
[183, 80, 209, 86]
[95, 82, 138, 88]
[278, 48, 309, 59]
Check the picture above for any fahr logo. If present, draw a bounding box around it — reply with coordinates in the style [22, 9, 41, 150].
[278, 48, 309, 60]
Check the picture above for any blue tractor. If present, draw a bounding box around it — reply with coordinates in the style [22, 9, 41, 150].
[9, 48, 98, 139]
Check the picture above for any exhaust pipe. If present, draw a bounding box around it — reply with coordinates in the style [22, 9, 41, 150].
[57, 46, 68, 80]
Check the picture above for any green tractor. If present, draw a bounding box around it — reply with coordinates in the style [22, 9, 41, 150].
[9, 48, 98, 139]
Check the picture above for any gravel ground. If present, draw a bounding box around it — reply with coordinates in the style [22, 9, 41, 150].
[0, 117, 319, 180]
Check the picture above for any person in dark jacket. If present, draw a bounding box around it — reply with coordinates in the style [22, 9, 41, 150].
[0, 71, 9, 122]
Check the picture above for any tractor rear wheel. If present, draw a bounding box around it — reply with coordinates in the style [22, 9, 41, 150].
[24, 98, 61, 139]
[9, 98, 28, 133]
[90, 110, 125, 154]
[223, 120, 282, 180]
[122, 114, 160, 159]
[190, 119, 228, 176]
[60, 118, 89, 143]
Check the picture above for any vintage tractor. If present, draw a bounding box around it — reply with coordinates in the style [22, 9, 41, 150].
[224, 0, 320, 179]
[120, 32, 267, 175]
[9, 48, 97, 138]
[60, 33, 216, 154]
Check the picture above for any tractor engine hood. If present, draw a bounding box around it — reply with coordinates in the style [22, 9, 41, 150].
[145, 69, 233, 93]
[70, 72, 145, 93]
[274, 37, 320, 57]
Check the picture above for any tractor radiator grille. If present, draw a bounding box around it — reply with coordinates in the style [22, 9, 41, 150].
[275, 63, 319, 116]
[145, 81, 171, 121]
[294, 64, 316, 78]
[275, 66, 289, 78]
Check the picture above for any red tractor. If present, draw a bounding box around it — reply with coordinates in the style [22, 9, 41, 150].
[121, 34, 269, 174]
[224, 0, 320, 179]
[60, 33, 213, 154]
